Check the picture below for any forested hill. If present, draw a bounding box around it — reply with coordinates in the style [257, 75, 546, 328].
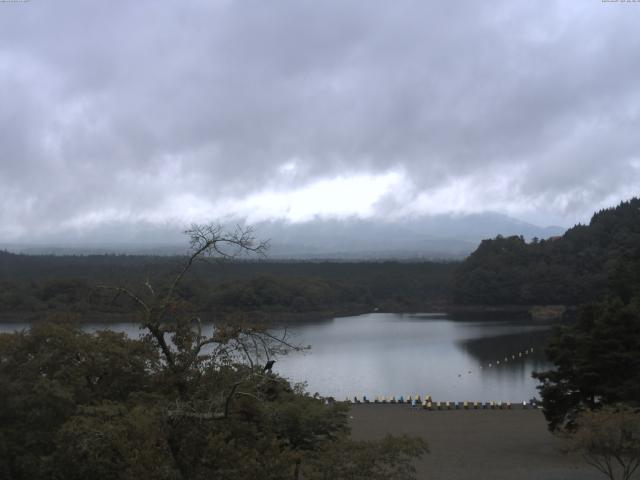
[452, 198, 640, 305]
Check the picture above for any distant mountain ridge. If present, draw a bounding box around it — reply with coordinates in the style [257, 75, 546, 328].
[2, 213, 564, 259]
[253, 214, 563, 259]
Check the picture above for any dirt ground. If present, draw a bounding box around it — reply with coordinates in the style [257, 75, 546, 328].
[349, 404, 604, 480]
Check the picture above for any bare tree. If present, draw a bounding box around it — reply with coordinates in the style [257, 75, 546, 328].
[569, 405, 640, 480]
[99, 223, 302, 411]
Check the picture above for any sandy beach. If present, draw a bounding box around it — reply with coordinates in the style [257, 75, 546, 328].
[349, 404, 603, 480]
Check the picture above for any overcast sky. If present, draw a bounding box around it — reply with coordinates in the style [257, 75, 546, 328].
[1, 0, 639, 242]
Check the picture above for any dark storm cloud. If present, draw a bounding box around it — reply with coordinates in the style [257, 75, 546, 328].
[1, 0, 639, 239]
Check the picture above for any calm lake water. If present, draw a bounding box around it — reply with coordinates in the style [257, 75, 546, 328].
[0, 312, 554, 402]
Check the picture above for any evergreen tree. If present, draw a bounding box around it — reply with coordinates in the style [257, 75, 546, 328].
[533, 294, 640, 431]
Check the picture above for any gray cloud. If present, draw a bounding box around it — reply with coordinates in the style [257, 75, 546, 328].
[1, 0, 639, 240]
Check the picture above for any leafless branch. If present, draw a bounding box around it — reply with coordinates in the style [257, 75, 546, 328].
[237, 339, 255, 370]
[144, 277, 156, 297]
[97, 285, 151, 314]
[261, 330, 307, 352]
[224, 381, 242, 418]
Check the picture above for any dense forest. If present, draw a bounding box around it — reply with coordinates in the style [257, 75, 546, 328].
[452, 198, 640, 306]
[0, 253, 455, 321]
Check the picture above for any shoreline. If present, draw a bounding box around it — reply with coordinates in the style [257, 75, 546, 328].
[0, 304, 567, 324]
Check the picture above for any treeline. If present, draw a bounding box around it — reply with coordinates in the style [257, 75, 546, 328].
[0, 254, 455, 319]
[452, 198, 640, 305]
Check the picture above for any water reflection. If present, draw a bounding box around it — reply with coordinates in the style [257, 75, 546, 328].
[0, 313, 556, 402]
[274, 313, 554, 402]
[457, 328, 550, 370]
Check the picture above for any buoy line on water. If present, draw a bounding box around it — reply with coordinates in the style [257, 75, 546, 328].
[463, 346, 536, 376]
[337, 347, 540, 410]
